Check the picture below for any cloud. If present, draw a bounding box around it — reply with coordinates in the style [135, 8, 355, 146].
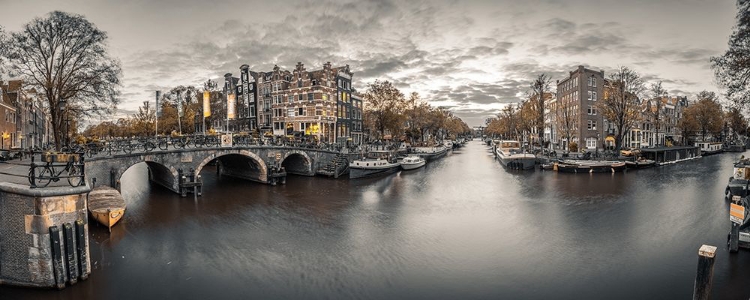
[100, 0, 728, 126]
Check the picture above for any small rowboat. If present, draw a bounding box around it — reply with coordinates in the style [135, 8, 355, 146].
[88, 186, 126, 232]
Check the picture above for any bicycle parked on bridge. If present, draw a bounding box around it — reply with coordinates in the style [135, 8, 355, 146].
[29, 153, 83, 188]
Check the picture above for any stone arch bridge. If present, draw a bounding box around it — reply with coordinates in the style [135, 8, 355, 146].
[85, 146, 354, 195]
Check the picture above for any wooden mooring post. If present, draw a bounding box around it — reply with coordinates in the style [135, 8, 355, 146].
[693, 244, 717, 300]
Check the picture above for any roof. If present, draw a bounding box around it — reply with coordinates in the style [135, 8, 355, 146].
[639, 146, 698, 152]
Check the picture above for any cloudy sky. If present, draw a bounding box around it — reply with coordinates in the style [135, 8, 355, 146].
[0, 0, 738, 126]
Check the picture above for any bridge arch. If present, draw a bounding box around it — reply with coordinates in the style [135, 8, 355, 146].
[280, 150, 314, 176]
[194, 150, 268, 183]
[115, 159, 180, 191]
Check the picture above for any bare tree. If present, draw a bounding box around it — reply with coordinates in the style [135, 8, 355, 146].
[648, 81, 667, 145]
[529, 74, 551, 146]
[711, 0, 750, 111]
[555, 98, 578, 151]
[3, 11, 122, 150]
[597, 66, 644, 152]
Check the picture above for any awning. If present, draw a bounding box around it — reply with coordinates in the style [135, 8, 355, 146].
[605, 136, 615, 142]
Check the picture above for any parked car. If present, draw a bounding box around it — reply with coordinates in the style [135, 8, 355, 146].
[0, 150, 10, 161]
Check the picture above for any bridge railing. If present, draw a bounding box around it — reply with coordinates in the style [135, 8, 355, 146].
[0, 151, 85, 188]
[76, 134, 364, 157]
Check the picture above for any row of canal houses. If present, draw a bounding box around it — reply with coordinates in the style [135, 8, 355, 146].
[542, 65, 694, 152]
[0, 79, 52, 150]
[202, 62, 364, 145]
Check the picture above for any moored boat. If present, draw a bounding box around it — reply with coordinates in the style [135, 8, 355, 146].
[554, 160, 626, 173]
[726, 158, 750, 201]
[495, 140, 536, 170]
[624, 159, 656, 169]
[696, 142, 724, 156]
[88, 186, 126, 233]
[349, 151, 401, 179]
[400, 156, 426, 170]
[411, 146, 449, 161]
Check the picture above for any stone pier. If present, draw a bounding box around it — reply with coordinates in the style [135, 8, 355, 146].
[0, 182, 91, 288]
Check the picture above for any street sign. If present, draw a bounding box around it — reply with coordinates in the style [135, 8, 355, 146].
[221, 134, 233, 147]
[731, 203, 745, 225]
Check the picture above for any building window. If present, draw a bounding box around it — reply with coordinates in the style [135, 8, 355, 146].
[587, 106, 597, 115]
[592, 91, 597, 101]
[587, 120, 597, 131]
[308, 93, 313, 101]
[288, 95, 293, 103]
[298, 94, 303, 101]
[288, 108, 295, 117]
[298, 107, 304, 116]
[587, 91, 593, 101]
[586, 138, 597, 149]
[592, 78, 597, 87]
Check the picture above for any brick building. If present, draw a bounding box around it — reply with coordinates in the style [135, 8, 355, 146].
[554, 65, 605, 151]
[0, 82, 17, 150]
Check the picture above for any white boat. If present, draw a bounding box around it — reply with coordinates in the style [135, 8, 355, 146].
[495, 140, 536, 170]
[400, 156, 426, 170]
[695, 142, 723, 156]
[349, 151, 401, 179]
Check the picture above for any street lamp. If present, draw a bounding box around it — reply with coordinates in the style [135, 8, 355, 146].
[596, 131, 600, 159]
[58, 99, 67, 149]
[1, 132, 8, 150]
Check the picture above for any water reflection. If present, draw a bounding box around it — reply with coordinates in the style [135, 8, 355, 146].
[3, 142, 750, 299]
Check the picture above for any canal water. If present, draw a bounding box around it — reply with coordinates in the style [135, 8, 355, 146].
[2, 141, 750, 299]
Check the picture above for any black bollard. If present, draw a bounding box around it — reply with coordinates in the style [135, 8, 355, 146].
[63, 223, 78, 285]
[75, 220, 89, 280]
[49, 226, 66, 289]
[693, 245, 716, 300]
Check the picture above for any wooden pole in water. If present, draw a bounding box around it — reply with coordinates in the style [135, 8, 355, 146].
[693, 244, 717, 300]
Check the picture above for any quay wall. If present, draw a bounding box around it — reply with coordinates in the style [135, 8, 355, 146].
[0, 183, 91, 288]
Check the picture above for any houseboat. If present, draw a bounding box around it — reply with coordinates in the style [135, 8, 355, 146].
[495, 140, 536, 170]
[411, 145, 449, 161]
[696, 142, 724, 156]
[349, 151, 401, 179]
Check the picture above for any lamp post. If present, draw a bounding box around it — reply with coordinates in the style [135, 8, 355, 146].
[58, 99, 67, 150]
[596, 132, 600, 159]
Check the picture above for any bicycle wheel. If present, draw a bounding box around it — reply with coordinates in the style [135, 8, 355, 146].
[67, 165, 82, 187]
[144, 142, 155, 152]
[31, 166, 53, 187]
[158, 141, 168, 150]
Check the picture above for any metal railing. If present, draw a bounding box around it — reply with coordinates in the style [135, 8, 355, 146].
[0, 151, 85, 188]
